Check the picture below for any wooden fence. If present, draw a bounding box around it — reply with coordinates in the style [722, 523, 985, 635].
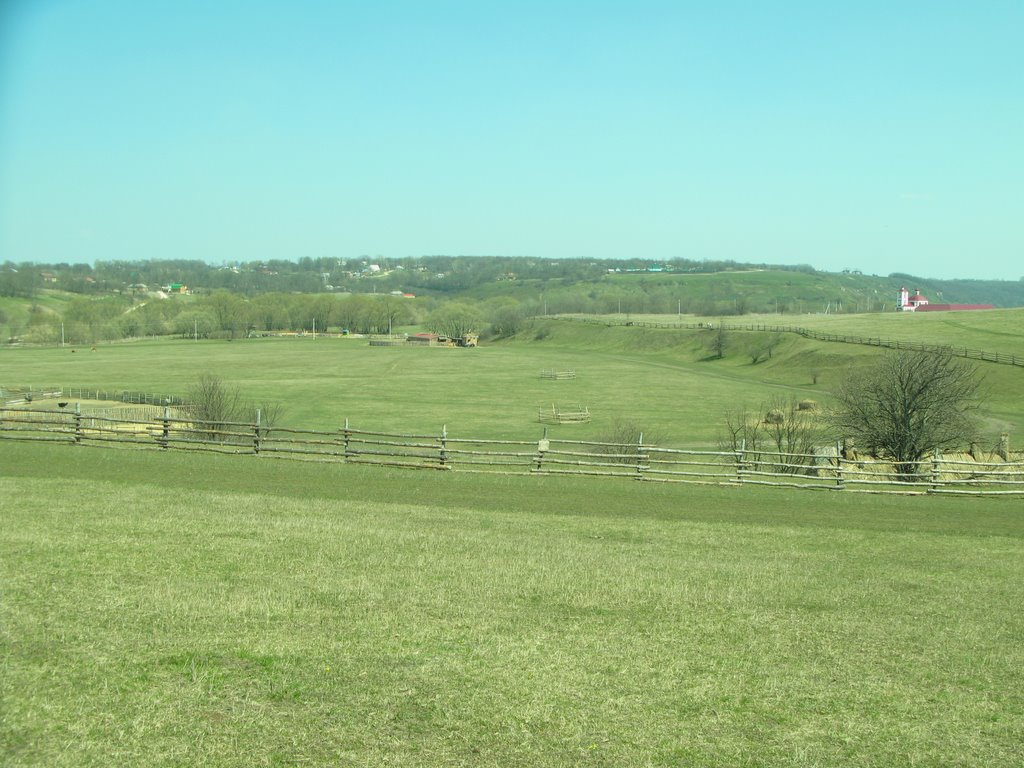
[1, 385, 186, 406]
[3, 405, 1023, 496]
[564, 318, 1024, 367]
[537, 404, 591, 424]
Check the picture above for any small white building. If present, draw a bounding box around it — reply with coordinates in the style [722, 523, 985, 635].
[897, 287, 929, 311]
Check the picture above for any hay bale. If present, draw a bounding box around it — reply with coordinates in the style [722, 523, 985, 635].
[798, 399, 817, 412]
[764, 409, 785, 425]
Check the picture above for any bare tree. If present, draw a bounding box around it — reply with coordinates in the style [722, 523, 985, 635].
[704, 323, 727, 360]
[831, 350, 982, 479]
[720, 399, 822, 475]
[719, 406, 762, 454]
[186, 374, 286, 444]
[765, 334, 782, 360]
[761, 397, 824, 473]
[596, 418, 660, 464]
[254, 399, 287, 439]
[187, 374, 244, 441]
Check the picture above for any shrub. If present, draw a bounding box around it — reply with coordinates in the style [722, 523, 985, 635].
[596, 418, 659, 464]
[720, 398, 825, 475]
[186, 375, 244, 441]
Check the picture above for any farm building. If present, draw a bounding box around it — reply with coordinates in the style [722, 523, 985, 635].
[405, 333, 478, 347]
[896, 287, 993, 312]
[408, 333, 439, 345]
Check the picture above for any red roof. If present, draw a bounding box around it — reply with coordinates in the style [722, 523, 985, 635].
[915, 304, 994, 312]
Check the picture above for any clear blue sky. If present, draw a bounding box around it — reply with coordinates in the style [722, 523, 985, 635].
[1, 0, 1021, 279]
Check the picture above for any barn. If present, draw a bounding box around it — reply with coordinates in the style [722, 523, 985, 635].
[408, 333, 439, 346]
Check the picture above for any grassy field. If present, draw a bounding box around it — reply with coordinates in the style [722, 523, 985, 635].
[4, 310, 1024, 765]
[517, 317, 1024, 442]
[620, 307, 1024, 360]
[0, 291, 72, 340]
[0, 333, 815, 446]
[3, 441, 1024, 767]
[4, 310, 1023, 446]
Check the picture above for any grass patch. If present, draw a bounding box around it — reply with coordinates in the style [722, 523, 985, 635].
[2, 442, 1024, 766]
[622, 307, 1024, 360]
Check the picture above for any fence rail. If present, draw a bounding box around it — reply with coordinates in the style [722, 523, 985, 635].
[562, 318, 1024, 367]
[0, 385, 186, 406]
[537, 405, 591, 424]
[3, 406, 1023, 496]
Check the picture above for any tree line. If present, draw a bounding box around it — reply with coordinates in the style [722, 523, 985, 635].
[9, 291, 531, 345]
[3, 256, 819, 299]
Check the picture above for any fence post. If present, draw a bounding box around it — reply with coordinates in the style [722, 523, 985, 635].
[735, 438, 745, 483]
[160, 406, 170, 450]
[635, 431, 646, 480]
[342, 418, 351, 462]
[931, 448, 941, 490]
[835, 440, 845, 489]
[535, 427, 549, 472]
[439, 424, 448, 469]
[997, 433, 1010, 461]
[253, 409, 262, 455]
[74, 401, 82, 444]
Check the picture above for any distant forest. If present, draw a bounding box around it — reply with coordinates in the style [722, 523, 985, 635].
[4, 256, 1021, 305]
[2, 256, 1022, 345]
[2, 256, 822, 298]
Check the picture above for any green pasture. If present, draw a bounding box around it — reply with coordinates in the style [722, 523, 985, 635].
[0, 334, 815, 446]
[518, 318, 1024, 442]
[0, 291, 70, 339]
[622, 307, 1024, 361]
[3, 312, 1023, 446]
[2, 441, 1023, 767]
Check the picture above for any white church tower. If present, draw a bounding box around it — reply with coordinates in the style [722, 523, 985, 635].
[897, 287, 910, 311]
